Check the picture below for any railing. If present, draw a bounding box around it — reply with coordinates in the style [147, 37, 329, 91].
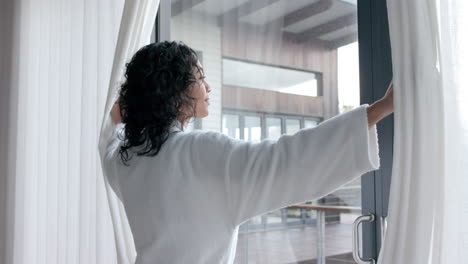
[289, 205, 361, 264]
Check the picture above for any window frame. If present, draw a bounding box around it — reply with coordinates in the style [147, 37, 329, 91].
[156, 0, 395, 260]
[222, 108, 322, 142]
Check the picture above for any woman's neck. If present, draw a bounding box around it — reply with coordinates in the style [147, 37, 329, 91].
[177, 116, 189, 129]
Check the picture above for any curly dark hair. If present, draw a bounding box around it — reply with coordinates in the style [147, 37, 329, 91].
[117, 41, 202, 165]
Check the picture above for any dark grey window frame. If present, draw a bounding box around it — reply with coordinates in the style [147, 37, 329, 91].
[154, 0, 171, 42]
[358, 0, 393, 260]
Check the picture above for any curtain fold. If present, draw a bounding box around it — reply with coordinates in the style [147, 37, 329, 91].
[98, 1, 160, 263]
[0, 0, 158, 263]
[380, 0, 468, 263]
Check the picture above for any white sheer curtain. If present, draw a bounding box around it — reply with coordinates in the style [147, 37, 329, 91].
[379, 0, 468, 263]
[98, 1, 159, 263]
[0, 0, 158, 263]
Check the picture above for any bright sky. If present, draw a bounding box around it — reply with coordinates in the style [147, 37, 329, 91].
[337, 42, 360, 111]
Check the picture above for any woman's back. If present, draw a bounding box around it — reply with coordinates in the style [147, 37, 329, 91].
[104, 104, 381, 264]
[106, 125, 239, 263]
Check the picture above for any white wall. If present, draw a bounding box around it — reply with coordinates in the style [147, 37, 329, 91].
[171, 12, 222, 132]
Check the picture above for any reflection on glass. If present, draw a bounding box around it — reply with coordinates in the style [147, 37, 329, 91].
[266, 117, 281, 140]
[244, 116, 261, 142]
[222, 114, 240, 139]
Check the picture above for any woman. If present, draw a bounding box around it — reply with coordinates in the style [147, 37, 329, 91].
[104, 41, 394, 264]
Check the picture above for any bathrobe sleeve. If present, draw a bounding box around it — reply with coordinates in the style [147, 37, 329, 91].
[191, 104, 380, 226]
[102, 122, 127, 201]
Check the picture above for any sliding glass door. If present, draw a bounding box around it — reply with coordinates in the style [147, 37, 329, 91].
[156, 0, 393, 263]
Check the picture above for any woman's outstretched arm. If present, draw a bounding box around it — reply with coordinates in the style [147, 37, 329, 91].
[186, 82, 394, 226]
[189, 104, 380, 226]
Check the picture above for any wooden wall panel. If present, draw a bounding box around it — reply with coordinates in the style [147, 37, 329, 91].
[222, 85, 324, 117]
[221, 22, 338, 119]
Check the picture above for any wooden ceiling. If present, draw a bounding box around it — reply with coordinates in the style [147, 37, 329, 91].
[171, 0, 358, 49]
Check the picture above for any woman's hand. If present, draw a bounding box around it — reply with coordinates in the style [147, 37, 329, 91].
[367, 81, 394, 128]
[380, 81, 394, 114]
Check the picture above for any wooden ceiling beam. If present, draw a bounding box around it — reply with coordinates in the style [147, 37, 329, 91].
[297, 13, 357, 41]
[218, 0, 282, 24]
[283, 0, 333, 28]
[326, 33, 357, 49]
[171, 0, 207, 17]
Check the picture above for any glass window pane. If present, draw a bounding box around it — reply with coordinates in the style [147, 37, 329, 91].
[304, 119, 319, 128]
[185, 120, 195, 132]
[338, 42, 361, 113]
[222, 114, 240, 139]
[266, 209, 283, 224]
[286, 119, 301, 135]
[266, 117, 281, 140]
[244, 116, 261, 142]
[223, 59, 318, 97]
[286, 207, 303, 223]
[172, 0, 361, 262]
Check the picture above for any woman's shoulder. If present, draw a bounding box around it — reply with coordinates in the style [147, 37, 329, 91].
[171, 129, 228, 141]
[169, 129, 243, 148]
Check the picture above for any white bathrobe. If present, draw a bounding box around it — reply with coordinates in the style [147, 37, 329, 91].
[102, 104, 380, 264]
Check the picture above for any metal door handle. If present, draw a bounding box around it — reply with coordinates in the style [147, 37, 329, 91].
[352, 214, 376, 264]
[381, 216, 387, 243]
